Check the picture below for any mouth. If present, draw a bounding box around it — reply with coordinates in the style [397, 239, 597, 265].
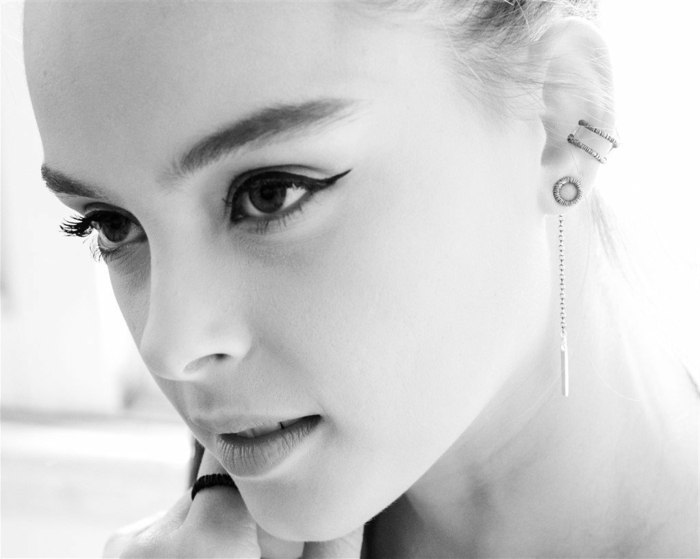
[216, 414, 322, 477]
[233, 417, 308, 439]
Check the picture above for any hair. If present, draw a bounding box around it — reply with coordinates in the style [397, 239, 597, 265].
[361, 0, 604, 106]
[375, 1, 700, 390]
[185, 0, 615, 485]
[356, 0, 621, 268]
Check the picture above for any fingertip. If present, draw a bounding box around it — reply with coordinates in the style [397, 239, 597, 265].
[184, 485, 262, 557]
[156, 489, 196, 531]
[188, 484, 257, 536]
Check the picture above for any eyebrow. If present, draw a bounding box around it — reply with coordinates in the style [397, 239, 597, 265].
[41, 97, 358, 199]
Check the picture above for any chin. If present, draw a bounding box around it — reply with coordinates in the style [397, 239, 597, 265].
[261, 520, 347, 543]
[241, 479, 377, 543]
[251, 500, 362, 543]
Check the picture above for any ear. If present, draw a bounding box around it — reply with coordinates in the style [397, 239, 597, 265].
[532, 17, 617, 215]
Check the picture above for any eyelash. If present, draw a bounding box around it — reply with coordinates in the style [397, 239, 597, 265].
[59, 210, 134, 263]
[59, 168, 352, 263]
[223, 169, 351, 233]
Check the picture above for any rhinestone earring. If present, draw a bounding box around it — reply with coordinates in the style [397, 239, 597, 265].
[553, 177, 582, 397]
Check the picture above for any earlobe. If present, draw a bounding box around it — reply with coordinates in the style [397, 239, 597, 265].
[533, 17, 617, 215]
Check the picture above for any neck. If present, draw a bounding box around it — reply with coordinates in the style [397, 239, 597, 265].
[370, 276, 699, 558]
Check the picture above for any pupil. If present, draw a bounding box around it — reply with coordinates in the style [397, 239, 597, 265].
[250, 184, 287, 213]
[98, 215, 129, 243]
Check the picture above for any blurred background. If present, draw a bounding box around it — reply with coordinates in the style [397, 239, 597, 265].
[1, 3, 193, 556]
[1, 1, 699, 558]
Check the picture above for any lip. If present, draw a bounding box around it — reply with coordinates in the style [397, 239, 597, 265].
[192, 414, 307, 437]
[216, 415, 321, 477]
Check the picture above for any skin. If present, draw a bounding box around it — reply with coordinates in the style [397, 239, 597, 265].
[24, 1, 698, 557]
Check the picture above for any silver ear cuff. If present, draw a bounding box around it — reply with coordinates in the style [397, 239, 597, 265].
[567, 119, 619, 164]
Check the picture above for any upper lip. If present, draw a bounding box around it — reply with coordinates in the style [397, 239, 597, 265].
[191, 413, 315, 435]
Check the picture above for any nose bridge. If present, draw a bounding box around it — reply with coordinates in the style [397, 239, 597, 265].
[138, 236, 252, 381]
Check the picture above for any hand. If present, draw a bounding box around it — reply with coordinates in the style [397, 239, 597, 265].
[103, 450, 364, 558]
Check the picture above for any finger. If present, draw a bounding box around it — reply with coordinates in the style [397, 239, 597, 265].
[188, 483, 255, 534]
[189, 449, 259, 543]
[103, 512, 165, 558]
[184, 484, 261, 557]
[149, 489, 194, 533]
[102, 492, 192, 558]
[103, 510, 167, 557]
[302, 525, 365, 559]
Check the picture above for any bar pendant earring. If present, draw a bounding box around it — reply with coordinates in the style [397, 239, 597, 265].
[553, 176, 582, 397]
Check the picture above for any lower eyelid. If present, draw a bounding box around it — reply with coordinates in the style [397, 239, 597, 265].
[228, 169, 350, 218]
[243, 189, 329, 235]
[96, 236, 148, 264]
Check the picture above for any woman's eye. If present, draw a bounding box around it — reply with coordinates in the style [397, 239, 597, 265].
[226, 169, 351, 228]
[59, 210, 144, 263]
[92, 213, 138, 244]
[239, 178, 308, 218]
[59, 168, 352, 263]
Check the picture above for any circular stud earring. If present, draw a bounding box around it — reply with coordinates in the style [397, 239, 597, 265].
[552, 176, 582, 397]
[553, 176, 583, 207]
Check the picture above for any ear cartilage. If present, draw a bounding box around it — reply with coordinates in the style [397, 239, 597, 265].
[567, 119, 619, 164]
[577, 119, 620, 148]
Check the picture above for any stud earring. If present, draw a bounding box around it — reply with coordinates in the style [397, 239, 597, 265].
[553, 177, 582, 397]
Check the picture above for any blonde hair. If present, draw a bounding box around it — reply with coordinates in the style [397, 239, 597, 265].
[363, 1, 603, 105]
[371, 1, 700, 390]
[359, 0, 620, 266]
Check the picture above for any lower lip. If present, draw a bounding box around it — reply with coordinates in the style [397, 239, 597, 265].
[216, 415, 321, 478]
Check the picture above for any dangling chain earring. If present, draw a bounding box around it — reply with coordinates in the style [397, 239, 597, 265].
[553, 177, 582, 397]
[555, 120, 619, 397]
[559, 214, 568, 396]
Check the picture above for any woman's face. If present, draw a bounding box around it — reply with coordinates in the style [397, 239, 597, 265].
[26, 1, 552, 540]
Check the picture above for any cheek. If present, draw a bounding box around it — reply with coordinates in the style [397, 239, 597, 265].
[109, 267, 196, 422]
[293, 121, 526, 421]
[242, 148, 531, 533]
[109, 264, 150, 353]
[247, 114, 551, 533]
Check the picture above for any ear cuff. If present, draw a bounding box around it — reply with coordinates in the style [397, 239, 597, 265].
[567, 119, 619, 164]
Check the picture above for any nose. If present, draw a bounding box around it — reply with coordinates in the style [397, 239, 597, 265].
[138, 240, 253, 382]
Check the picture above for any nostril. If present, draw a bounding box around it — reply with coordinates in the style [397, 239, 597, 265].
[183, 353, 229, 375]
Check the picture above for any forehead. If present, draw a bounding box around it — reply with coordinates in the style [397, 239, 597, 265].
[24, 1, 446, 179]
